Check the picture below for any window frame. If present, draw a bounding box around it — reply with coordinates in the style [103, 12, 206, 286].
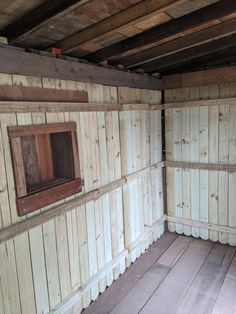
[8, 122, 82, 216]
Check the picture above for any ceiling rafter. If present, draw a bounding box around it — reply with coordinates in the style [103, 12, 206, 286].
[57, 0, 183, 54]
[1, 0, 91, 43]
[141, 33, 236, 73]
[109, 18, 236, 69]
[83, 0, 236, 63]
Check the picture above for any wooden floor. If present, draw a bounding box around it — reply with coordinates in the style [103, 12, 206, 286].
[84, 232, 236, 314]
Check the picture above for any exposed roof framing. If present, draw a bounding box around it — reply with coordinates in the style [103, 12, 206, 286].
[56, 0, 182, 54]
[110, 19, 236, 68]
[84, 0, 236, 63]
[0, 46, 161, 90]
[140, 33, 236, 73]
[0, 0, 235, 75]
[1, 0, 91, 43]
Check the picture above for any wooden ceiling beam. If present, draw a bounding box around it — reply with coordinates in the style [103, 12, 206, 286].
[84, 0, 236, 63]
[57, 0, 182, 54]
[141, 33, 236, 73]
[1, 0, 91, 43]
[110, 19, 236, 68]
[0, 46, 161, 90]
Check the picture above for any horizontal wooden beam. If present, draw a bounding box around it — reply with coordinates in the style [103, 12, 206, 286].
[164, 97, 236, 109]
[162, 65, 236, 89]
[85, 0, 236, 63]
[0, 161, 164, 243]
[2, 0, 90, 43]
[167, 216, 236, 235]
[114, 19, 236, 69]
[165, 161, 236, 172]
[58, 0, 180, 54]
[1, 97, 234, 113]
[0, 85, 88, 102]
[0, 47, 161, 90]
[0, 101, 163, 113]
[142, 33, 236, 73]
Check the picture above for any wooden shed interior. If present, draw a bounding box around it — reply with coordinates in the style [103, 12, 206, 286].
[0, 0, 236, 313]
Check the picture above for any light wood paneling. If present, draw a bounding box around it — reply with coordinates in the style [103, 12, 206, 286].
[165, 83, 236, 245]
[0, 72, 162, 314]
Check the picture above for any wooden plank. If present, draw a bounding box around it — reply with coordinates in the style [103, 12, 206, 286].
[181, 88, 191, 236]
[165, 89, 175, 232]
[85, 0, 236, 63]
[172, 90, 183, 234]
[212, 255, 236, 314]
[17, 178, 82, 216]
[166, 161, 236, 172]
[0, 47, 161, 90]
[114, 19, 236, 68]
[166, 216, 236, 235]
[8, 122, 76, 138]
[218, 84, 230, 244]
[207, 85, 220, 243]
[104, 87, 120, 280]
[110, 236, 192, 314]
[2, 0, 90, 42]
[10, 137, 27, 197]
[36, 134, 54, 181]
[0, 240, 22, 314]
[91, 83, 107, 294]
[164, 97, 236, 110]
[0, 85, 88, 102]
[0, 113, 21, 224]
[0, 101, 163, 113]
[58, 0, 180, 53]
[190, 97, 200, 238]
[176, 243, 231, 314]
[140, 239, 213, 314]
[163, 66, 236, 90]
[29, 226, 50, 313]
[228, 84, 236, 246]
[141, 33, 236, 73]
[83, 232, 178, 314]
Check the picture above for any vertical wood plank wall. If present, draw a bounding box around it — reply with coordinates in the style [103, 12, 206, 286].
[165, 83, 236, 246]
[0, 73, 163, 314]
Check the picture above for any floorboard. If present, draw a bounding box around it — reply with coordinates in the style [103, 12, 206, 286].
[83, 232, 236, 314]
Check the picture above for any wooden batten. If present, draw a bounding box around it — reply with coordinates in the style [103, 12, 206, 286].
[167, 216, 236, 235]
[0, 161, 164, 244]
[0, 101, 163, 113]
[165, 161, 236, 172]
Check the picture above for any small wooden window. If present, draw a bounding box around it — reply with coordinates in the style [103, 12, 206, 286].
[8, 122, 82, 216]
